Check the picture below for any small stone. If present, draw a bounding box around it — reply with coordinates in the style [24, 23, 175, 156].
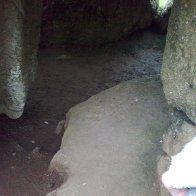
[31, 140, 35, 144]
[56, 54, 72, 61]
[12, 153, 16, 156]
[44, 121, 49, 124]
[162, 0, 196, 124]
[55, 120, 66, 135]
[31, 147, 44, 158]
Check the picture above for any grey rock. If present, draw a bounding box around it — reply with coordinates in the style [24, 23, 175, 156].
[161, 0, 196, 123]
[48, 78, 171, 196]
[0, 0, 42, 119]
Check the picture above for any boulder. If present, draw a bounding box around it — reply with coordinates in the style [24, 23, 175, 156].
[161, 0, 196, 123]
[41, 0, 154, 46]
[48, 78, 171, 196]
[0, 0, 42, 119]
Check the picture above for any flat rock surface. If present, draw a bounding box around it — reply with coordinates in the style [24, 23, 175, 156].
[49, 78, 171, 196]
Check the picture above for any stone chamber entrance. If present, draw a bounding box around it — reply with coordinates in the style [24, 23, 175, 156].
[0, 30, 166, 195]
[2, 0, 192, 195]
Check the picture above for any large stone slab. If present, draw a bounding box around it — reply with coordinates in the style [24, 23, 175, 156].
[161, 0, 196, 123]
[48, 78, 171, 196]
[0, 0, 42, 119]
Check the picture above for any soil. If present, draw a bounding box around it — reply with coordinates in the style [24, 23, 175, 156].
[0, 29, 165, 196]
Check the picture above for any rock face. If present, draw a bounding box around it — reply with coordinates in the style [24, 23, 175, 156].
[159, 1, 196, 194]
[48, 78, 171, 196]
[161, 0, 196, 124]
[41, 0, 154, 46]
[157, 117, 196, 196]
[0, 0, 42, 119]
[163, 120, 196, 157]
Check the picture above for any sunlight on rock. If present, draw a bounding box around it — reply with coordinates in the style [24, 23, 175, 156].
[159, 0, 169, 9]
[158, 0, 173, 13]
[151, 0, 173, 15]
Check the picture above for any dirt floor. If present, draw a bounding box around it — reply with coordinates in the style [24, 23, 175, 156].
[0, 29, 165, 196]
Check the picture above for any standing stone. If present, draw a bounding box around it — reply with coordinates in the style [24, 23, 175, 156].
[161, 0, 196, 123]
[0, 0, 42, 119]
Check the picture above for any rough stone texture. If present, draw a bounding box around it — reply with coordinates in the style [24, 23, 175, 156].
[163, 121, 196, 156]
[41, 0, 154, 46]
[48, 78, 171, 196]
[157, 116, 196, 196]
[0, 0, 42, 119]
[161, 0, 196, 124]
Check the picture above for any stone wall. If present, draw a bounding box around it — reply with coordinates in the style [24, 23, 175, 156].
[41, 0, 154, 46]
